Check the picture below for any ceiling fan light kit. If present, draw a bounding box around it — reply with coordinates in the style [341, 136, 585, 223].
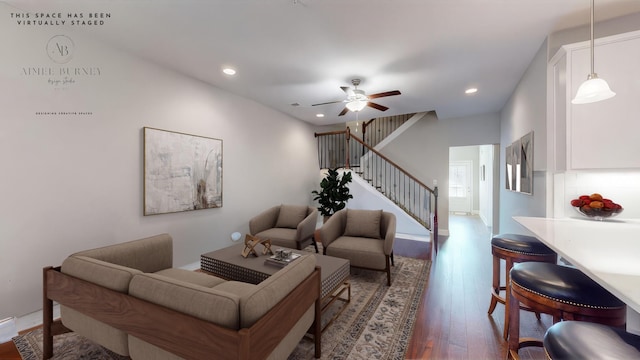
[572, 0, 616, 105]
[312, 78, 401, 116]
[345, 99, 367, 112]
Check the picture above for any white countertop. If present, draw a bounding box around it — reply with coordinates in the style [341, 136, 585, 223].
[514, 216, 640, 313]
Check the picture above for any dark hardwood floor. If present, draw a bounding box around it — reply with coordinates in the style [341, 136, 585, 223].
[404, 214, 550, 360]
[0, 215, 551, 359]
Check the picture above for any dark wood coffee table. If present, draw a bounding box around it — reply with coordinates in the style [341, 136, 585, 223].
[201, 243, 350, 332]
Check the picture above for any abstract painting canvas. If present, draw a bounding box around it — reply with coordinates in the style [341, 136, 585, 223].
[144, 127, 223, 215]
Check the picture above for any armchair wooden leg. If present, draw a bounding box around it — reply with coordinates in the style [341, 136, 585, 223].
[391, 252, 395, 266]
[312, 239, 319, 253]
[386, 255, 392, 286]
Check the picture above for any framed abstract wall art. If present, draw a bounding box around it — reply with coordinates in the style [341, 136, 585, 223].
[144, 127, 223, 215]
[505, 131, 533, 195]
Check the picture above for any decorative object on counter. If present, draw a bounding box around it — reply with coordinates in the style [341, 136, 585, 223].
[241, 234, 274, 258]
[570, 193, 623, 220]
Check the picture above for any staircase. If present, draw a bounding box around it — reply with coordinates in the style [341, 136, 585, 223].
[315, 123, 439, 253]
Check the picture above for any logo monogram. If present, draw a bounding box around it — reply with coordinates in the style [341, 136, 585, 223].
[55, 42, 69, 57]
[46, 35, 74, 64]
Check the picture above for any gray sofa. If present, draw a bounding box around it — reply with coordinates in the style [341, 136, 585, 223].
[43, 233, 321, 359]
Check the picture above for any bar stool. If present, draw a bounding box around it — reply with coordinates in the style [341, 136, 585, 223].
[508, 262, 626, 360]
[544, 321, 640, 359]
[488, 233, 557, 339]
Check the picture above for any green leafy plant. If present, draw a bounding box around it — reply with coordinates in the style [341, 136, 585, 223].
[311, 168, 353, 217]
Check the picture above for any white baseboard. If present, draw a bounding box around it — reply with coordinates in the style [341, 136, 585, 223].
[15, 304, 60, 333]
[0, 317, 18, 343]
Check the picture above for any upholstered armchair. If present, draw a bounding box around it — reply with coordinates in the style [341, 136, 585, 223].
[315, 209, 396, 285]
[249, 204, 319, 253]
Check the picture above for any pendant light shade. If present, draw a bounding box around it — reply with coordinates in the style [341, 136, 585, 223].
[572, 74, 616, 104]
[572, 0, 615, 105]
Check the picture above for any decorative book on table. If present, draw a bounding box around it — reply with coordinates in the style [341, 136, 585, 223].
[264, 253, 301, 268]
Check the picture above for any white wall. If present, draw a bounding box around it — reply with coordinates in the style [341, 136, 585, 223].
[377, 111, 500, 236]
[498, 39, 548, 235]
[0, 7, 319, 319]
[380, 112, 449, 233]
[478, 144, 497, 229]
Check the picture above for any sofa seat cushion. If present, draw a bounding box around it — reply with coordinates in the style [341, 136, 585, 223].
[255, 228, 298, 248]
[129, 273, 241, 329]
[154, 268, 226, 288]
[344, 209, 382, 239]
[326, 236, 387, 269]
[275, 204, 308, 229]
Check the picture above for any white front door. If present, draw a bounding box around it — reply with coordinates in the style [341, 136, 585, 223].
[449, 160, 472, 214]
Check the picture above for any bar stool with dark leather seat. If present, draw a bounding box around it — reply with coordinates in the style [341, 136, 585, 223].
[508, 262, 627, 360]
[488, 233, 557, 339]
[544, 321, 640, 359]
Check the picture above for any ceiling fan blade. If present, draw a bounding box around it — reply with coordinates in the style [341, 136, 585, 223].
[311, 100, 344, 106]
[367, 90, 401, 99]
[338, 107, 349, 116]
[367, 102, 389, 112]
[341, 86, 355, 97]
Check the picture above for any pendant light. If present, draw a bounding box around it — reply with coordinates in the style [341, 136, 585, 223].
[572, 0, 615, 104]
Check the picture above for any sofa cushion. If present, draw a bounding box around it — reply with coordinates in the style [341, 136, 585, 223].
[239, 255, 316, 328]
[275, 205, 308, 229]
[129, 273, 241, 329]
[72, 233, 173, 273]
[61, 306, 130, 356]
[214, 280, 257, 297]
[62, 255, 142, 293]
[343, 209, 382, 239]
[255, 228, 298, 249]
[154, 268, 226, 288]
[326, 236, 387, 269]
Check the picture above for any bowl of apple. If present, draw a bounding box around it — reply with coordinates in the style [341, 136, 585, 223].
[570, 193, 623, 221]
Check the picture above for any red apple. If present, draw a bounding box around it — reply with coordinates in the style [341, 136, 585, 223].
[571, 199, 583, 207]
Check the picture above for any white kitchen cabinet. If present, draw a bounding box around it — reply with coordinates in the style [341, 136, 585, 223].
[548, 30, 640, 171]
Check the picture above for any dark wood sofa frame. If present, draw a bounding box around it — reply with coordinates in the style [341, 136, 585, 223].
[43, 265, 322, 360]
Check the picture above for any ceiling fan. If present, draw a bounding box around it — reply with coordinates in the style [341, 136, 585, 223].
[312, 79, 401, 116]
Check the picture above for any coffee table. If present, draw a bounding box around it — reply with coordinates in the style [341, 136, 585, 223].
[201, 243, 350, 332]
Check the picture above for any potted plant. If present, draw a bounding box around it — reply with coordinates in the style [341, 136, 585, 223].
[312, 168, 353, 220]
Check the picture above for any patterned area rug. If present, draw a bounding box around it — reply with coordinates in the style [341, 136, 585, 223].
[12, 329, 129, 360]
[290, 253, 430, 360]
[13, 254, 429, 360]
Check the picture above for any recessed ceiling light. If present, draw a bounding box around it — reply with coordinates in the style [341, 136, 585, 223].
[465, 87, 478, 94]
[316, 114, 325, 118]
[222, 68, 236, 76]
